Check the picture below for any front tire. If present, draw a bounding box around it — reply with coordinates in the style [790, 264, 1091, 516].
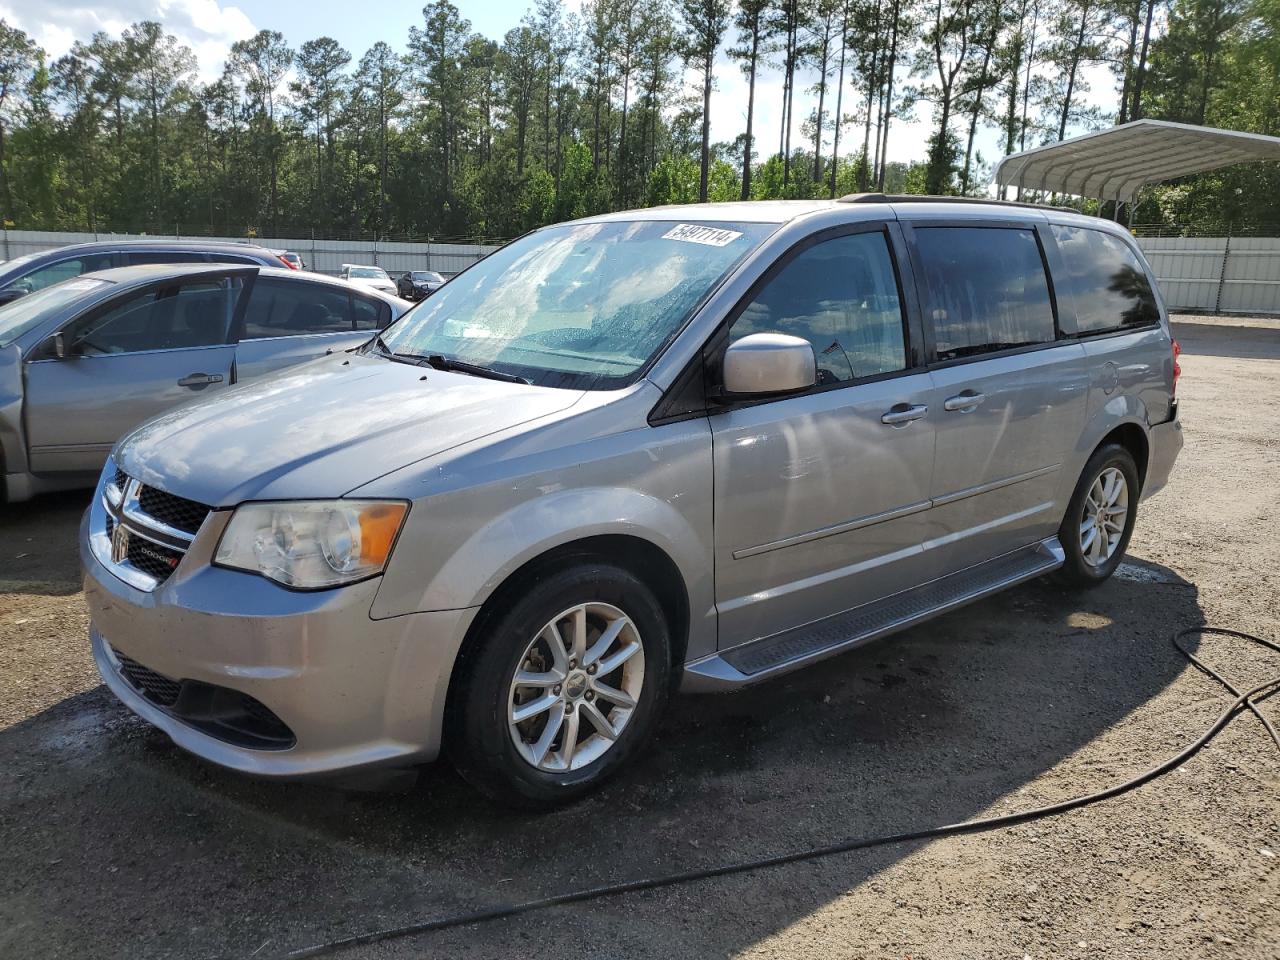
[1057, 443, 1140, 587]
[449, 562, 672, 809]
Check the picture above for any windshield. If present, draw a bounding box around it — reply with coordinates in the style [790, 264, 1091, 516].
[378, 220, 773, 389]
[0, 278, 111, 347]
[350, 267, 389, 279]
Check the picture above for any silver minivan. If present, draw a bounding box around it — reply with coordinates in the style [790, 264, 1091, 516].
[81, 198, 1183, 807]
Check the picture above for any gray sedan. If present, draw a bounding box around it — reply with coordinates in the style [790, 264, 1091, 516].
[0, 263, 410, 502]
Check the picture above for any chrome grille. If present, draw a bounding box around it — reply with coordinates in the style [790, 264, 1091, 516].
[91, 464, 212, 592]
[138, 486, 210, 535]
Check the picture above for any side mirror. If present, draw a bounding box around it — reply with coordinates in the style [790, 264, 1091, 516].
[0, 287, 26, 305]
[721, 333, 816, 398]
[48, 331, 68, 359]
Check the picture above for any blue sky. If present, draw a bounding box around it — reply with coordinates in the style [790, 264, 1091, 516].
[0, 0, 1115, 172]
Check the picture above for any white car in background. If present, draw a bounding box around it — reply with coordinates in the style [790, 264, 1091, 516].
[340, 263, 397, 296]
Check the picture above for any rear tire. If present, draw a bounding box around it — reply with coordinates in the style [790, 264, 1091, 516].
[448, 561, 671, 809]
[1057, 443, 1140, 587]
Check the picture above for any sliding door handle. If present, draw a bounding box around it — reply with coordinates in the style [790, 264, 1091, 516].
[943, 391, 985, 412]
[881, 403, 929, 426]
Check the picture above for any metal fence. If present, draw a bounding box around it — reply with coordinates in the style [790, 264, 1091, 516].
[1137, 236, 1280, 314]
[3, 226, 1278, 315]
[0, 228, 504, 278]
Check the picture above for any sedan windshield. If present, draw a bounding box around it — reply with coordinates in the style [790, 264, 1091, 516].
[378, 220, 773, 389]
[0, 278, 111, 347]
[350, 267, 389, 279]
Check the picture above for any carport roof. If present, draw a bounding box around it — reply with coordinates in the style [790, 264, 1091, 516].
[992, 119, 1280, 204]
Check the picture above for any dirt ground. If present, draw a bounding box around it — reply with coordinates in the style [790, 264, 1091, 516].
[1, 315, 1277, 960]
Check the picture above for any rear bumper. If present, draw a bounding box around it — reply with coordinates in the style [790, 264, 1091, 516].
[1143, 402, 1183, 500]
[82, 509, 477, 778]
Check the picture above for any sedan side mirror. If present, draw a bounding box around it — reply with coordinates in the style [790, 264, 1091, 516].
[721, 333, 817, 398]
[48, 331, 69, 359]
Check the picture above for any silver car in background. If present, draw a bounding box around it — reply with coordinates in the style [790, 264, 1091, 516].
[1, 264, 409, 501]
[0, 239, 289, 304]
[340, 263, 398, 296]
[82, 198, 1182, 808]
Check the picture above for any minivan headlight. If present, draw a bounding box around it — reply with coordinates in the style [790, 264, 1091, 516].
[214, 500, 409, 589]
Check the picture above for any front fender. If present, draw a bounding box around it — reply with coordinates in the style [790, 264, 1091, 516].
[368, 417, 717, 661]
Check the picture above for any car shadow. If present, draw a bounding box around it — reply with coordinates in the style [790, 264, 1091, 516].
[0, 559, 1205, 959]
[0, 490, 91, 596]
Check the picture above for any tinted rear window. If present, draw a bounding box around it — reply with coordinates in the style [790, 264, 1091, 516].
[241, 278, 353, 338]
[914, 226, 1056, 361]
[1051, 225, 1159, 333]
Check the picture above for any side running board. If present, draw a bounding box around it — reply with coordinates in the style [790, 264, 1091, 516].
[683, 537, 1065, 692]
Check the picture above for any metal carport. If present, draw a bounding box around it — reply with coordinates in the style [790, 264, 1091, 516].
[992, 119, 1280, 204]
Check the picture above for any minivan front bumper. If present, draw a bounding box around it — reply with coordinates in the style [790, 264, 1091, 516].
[82, 509, 476, 778]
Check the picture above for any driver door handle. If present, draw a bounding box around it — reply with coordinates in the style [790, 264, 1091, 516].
[943, 391, 985, 412]
[177, 372, 224, 387]
[881, 403, 929, 426]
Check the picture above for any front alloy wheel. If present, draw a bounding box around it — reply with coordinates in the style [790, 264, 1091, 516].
[508, 602, 645, 772]
[449, 562, 671, 808]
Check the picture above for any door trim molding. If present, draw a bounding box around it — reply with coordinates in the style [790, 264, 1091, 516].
[730, 462, 1061, 561]
[732, 498, 933, 560]
[931, 462, 1061, 507]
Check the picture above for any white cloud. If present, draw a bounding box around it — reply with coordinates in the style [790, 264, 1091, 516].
[0, 0, 256, 82]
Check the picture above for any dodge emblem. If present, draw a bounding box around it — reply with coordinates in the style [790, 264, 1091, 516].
[110, 523, 130, 564]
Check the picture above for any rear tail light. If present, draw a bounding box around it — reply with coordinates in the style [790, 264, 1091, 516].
[278, 255, 299, 270]
[1171, 340, 1182, 395]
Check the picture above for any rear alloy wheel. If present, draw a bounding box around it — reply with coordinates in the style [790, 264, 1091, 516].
[1057, 443, 1140, 587]
[1079, 466, 1129, 569]
[450, 562, 670, 808]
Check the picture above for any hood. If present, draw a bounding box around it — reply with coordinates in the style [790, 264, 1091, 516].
[117, 352, 584, 506]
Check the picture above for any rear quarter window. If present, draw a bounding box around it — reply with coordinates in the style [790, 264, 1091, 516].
[1050, 225, 1160, 334]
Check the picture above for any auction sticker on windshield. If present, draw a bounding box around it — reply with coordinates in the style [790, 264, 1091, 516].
[662, 224, 744, 247]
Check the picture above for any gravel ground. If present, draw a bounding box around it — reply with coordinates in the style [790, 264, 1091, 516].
[1, 315, 1277, 960]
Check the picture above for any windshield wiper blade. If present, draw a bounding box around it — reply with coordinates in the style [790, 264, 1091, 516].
[365, 336, 435, 368]
[416, 353, 530, 384]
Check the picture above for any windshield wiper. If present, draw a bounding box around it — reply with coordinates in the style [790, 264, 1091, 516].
[365, 335, 438, 369]
[393, 351, 530, 384]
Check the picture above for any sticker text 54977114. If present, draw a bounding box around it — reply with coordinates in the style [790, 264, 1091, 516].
[662, 224, 745, 248]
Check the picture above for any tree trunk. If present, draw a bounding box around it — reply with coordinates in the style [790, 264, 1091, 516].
[860, 0, 883, 191]
[829, 5, 848, 197]
[742, 32, 759, 201]
[699, 57, 713, 202]
[1131, 0, 1155, 120]
[1117, 0, 1140, 124]
[812, 27, 830, 183]
[1057, 4, 1089, 141]
[961, 25, 996, 194]
[618, 62, 631, 203]
[877, 0, 900, 191]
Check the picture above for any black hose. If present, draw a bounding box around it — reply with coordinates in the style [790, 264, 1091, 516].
[280, 626, 1279, 960]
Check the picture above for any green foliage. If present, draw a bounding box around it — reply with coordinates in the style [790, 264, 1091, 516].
[0, 1, 1275, 240]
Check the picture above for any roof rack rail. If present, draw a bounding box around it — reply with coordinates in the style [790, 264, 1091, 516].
[836, 193, 1082, 215]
